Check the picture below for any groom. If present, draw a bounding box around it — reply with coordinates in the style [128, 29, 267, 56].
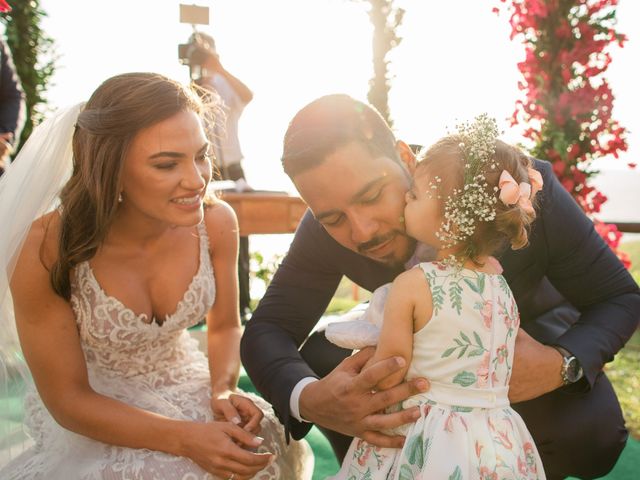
[241, 94, 640, 479]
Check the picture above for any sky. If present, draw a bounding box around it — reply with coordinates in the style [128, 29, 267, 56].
[24, 0, 640, 227]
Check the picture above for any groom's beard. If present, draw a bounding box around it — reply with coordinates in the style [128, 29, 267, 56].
[357, 230, 416, 268]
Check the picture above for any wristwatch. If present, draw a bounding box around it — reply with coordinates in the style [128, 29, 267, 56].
[554, 346, 584, 385]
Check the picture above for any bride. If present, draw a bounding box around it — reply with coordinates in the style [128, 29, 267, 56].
[0, 72, 311, 479]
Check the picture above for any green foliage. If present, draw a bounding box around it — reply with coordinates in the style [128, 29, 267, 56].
[1, 0, 56, 151]
[249, 251, 283, 286]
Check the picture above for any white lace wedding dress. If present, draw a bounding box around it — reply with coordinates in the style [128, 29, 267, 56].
[0, 222, 311, 479]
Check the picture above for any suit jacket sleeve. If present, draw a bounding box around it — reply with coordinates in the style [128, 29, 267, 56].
[535, 159, 640, 387]
[0, 39, 26, 144]
[240, 209, 343, 440]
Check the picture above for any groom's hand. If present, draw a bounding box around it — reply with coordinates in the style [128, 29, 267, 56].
[299, 347, 429, 448]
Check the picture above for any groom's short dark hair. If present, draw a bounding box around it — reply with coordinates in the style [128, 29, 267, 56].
[281, 94, 399, 177]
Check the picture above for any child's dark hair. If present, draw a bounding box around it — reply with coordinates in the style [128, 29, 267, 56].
[416, 136, 539, 264]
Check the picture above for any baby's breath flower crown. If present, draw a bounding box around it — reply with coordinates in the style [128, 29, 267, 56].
[433, 114, 500, 256]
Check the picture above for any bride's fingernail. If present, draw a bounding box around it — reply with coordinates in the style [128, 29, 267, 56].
[232, 416, 241, 424]
[253, 436, 264, 446]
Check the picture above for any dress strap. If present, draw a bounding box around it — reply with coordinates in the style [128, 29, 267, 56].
[196, 222, 214, 278]
[416, 261, 441, 290]
[197, 222, 210, 252]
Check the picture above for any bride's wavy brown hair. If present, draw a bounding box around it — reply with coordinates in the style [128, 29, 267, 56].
[50, 72, 216, 299]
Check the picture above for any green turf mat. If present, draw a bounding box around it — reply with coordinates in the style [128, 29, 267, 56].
[308, 426, 340, 479]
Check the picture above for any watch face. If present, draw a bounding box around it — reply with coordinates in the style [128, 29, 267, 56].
[565, 357, 583, 382]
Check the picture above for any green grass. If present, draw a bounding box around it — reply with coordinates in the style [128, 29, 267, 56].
[607, 334, 640, 439]
[620, 240, 640, 283]
[611, 240, 640, 438]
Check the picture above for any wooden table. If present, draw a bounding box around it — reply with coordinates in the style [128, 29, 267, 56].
[220, 191, 308, 236]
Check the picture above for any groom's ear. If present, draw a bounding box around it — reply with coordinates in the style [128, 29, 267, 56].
[396, 140, 416, 174]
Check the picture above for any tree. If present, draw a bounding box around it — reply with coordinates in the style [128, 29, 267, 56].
[356, 0, 404, 127]
[1, 0, 56, 151]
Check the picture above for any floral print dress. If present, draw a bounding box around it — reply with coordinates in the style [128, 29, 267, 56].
[330, 262, 546, 480]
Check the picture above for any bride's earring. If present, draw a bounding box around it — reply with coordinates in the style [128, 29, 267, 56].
[118, 192, 123, 203]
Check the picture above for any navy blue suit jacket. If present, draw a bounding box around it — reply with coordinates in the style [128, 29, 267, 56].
[241, 159, 640, 440]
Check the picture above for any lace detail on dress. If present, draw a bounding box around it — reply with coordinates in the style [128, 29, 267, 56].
[1, 222, 312, 480]
[70, 222, 216, 379]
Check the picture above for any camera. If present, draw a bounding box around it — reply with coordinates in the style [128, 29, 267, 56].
[177, 4, 212, 67]
[178, 32, 217, 67]
[178, 40, 205, 66]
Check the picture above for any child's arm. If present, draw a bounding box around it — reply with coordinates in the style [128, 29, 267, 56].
[371, 267, 432, 391]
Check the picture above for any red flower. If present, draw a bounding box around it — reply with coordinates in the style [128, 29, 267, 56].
[567, 144, 581, 161]
[561, 178, 575, 193]
[0, 1, 10, 13]
[619, 252, 631, 270]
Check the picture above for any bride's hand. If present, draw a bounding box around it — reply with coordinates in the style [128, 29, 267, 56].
[211, 392, 263, 435]
[178, 421, 272, 479]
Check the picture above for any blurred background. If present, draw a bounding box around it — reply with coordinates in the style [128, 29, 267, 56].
[28, 0, 640, 203]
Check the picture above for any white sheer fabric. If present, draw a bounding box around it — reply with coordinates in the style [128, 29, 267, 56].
[0, 104, 82, 466]
[0, 222, 311, 479]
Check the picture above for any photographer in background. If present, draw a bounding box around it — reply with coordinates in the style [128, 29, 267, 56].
[184, 32, 254, 321]
[0, 37, 26, 176]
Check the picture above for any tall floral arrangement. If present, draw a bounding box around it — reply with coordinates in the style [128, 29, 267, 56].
[497, 0, 631, 267]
